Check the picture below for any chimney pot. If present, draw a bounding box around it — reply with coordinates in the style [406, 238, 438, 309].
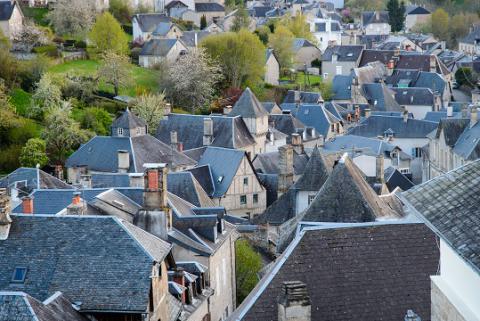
[22, 196, 34, 215]
[365, 108, 371, 118]
[223, 105, 233, 115]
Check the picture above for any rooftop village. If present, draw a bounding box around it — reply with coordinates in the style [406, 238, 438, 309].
[0, 0, 480, 320]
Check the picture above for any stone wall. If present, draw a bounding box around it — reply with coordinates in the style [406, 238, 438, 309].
[431, 279, 466, 321]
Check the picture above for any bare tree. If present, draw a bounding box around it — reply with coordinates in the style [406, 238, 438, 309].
[48, 0, 97, 37]
[98, 51, 131, 96]
[167, 48, 222, 112]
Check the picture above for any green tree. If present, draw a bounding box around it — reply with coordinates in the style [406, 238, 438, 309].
[98, 51, 131, 96]
[109, 0, 133, 25]
[319, 80, 334, 101]
[79, 107, 112, 135]
[431, 8, 449, 40]
[41, 102, 93, 164]
[235, 239, 262, 304]
[268, 25, 294, 70]
[201, 30, 266, 88]
[0, 30, 18, 88]
[89, 12, 129, 54]
[19, 138, 49, 168]
[231, 7, 250, 32]
[200, 15, 207, 30]
[255, 25, 271, 45]
[284, 14, 314, 41]
[455, 67, 477, 88]
[0, 81, 20, 132]
[131, 93, 168, 134]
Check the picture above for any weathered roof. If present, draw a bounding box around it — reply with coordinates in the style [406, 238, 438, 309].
[402, 160, 480, 273]
[362, 11, 389, 26]
[323, 134, 398, 157]
[186, 165, 215, 197]
[233, 222, 439, 321]
[348, 115, 438, 138]
[195, 2, 225, 12]
[268, 114, 306, 135]
[156, 114, 255, 150]
[0, 215, 171, 313]
[291, 38, 317, 52]
[434, 118, 470, 148]
[392, 87, 434, 106]
[167, 171, 215, 207]
[452, 121, 480, 161]
[293, 146, 329, 191]
[253, 188, 296, 225]
[0, 291, 89, 321]
[283, 90, 323, 104]
[0, 168, 72, 191]
[132, 13, 171, 32]
[302, 155, 399, 222]
[362, 83, 401, 111]
[322, 45, 364, 62]
[253, 150, 309, 176]
[196, 147, 246, 197]
[180, 31, 211, 47]
[111, 108, 147, 134]
[229, 88, 269, 118]
[140, 38, 179, 56]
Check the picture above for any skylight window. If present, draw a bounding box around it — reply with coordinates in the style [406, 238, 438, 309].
[347, 53, 353, 57]
[218, 175, 224, 183]
[11, 267, 27, 283]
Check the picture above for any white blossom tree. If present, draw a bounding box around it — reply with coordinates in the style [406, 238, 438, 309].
[98, 50, 131, 96]
[28, 73, 63, 120]
[167, 48, 223, 112]
[131, 92, 168, 134]
[48, 0, 97, 37]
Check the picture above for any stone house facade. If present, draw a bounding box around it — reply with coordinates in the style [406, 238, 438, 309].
[0, 0, 23, 39]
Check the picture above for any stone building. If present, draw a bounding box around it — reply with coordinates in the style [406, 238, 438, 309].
[0, 0, 23, 39]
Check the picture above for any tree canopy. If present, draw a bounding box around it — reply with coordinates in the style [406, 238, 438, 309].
[387, 0, 406, 32]
[89, 12, 129, 55]
[268, 25, 294, 70]
[235, 239, 262, 304]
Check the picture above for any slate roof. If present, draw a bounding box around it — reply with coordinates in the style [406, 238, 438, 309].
[0, 1, 17, 21]
[66, 135, 195, 173]
[156, 114, 255, 150]
[152, 22, 174, 36]
[268, 114, 306, 135]
[348, 115, 438, 138]
[294, 147, 329, 191]
[384, 166, 414, 192]
[460, 24, 480, 45]
[0, 168, 72, 191]
[262, 101, 279, 113]
[332, 74, 353, 100]
[407, 6, 430, 14]
[133, 13, 171, 32]
[290, 104, 339, 138]
[111, 108, 146, 135]
[0, 215, 171, 313]
[229, 88, 269, 118]
[251, 6, 273, 17]
[196, 147, 246, 198]
[283, 90, 323, 104]
[402, 160, 480, 273]
[140, 38, 179, 56]
[165, 0, 188, 9]
[91, 173, 131, 188]
[392, 87, 434, 106]
[387, 70, 446, 96]
[195, 2, 225, 12]
[0, 291, 89, 321]
[253, 150, 309, 176]
[362, 83, 401, 111]
[291, 38, 317, 53]
[180, 31, 211, 47]
[433, 118, 470, 148]
[167, 171, 214, 207]
[362, 11, 389, 26]
[302, 155, 399, 222]
[322, 45, 364, 62]
[323, 134, 398, 157]
[452, 121, 480, 161]
[233, 222, 439, 321]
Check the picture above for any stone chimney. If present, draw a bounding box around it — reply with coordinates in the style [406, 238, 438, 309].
[376, 155, 384, 183]
[364, 108, 371, 118]
[22, 196, 33, 214]
[170, 131, 178, 151]
[0, 189, 12, 240]
[291, 133, 304, 154]
[402, 108, 409, 123]
[278, 145, 294, 196]
[165, 103, 172, 115]
[223, 105, 233, 115]
[54, 165, 64, 180]
[278, 281, 311, 321]
[404, 310, 422, 321]
[129, 173, 144, 188]
[143, 164, 168, 211]
[203, 118, 213, 146]
[80, 174, 92, 189]
[429, 55, 436, 73]
[375, 11, 380, 20]
[66, 192, 86, 215]
[173, 268, 186, 304]
[387, 59, 395, 76]
[117, 150, 130, 173]
[470, 107, 478, 128]
[446, 106, 453, 117]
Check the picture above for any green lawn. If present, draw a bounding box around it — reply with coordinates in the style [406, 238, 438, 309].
[48, 59, 160, 96]
[9, 88, 32, 116]
[280, 72, 323, 92]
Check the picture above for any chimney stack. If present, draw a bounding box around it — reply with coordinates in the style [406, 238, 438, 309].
[278, 145, 294, 196]
[22, 196, 34, 214]
[278, 281, 311, 321]
[80, 174, 92, 189]
[376, 155, 384, 183]
[429, 55, 436, 73]
[66, 192, 85, 215]
[165, 103, 172, 116]
[170, 130, 178, 150]
[173, 268, 186, 304]
[294, 91, 301, 105]
[203, 118, 213, 146]
[117, 150, 130, 173]
[394, 46, 400, 57]
[223, 105, 233, 115]
[0, 189, 12, 240]
[470, 107, 478, 128]
[402, 108, 408, 123]
[446, 106, 453, 117]
[364, 108, 371, 118]
[143, 164, 168, 211]
[291, 133, 304, 154]
[54, 165, 64, 180]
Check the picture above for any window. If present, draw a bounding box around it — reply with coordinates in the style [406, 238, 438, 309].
[11, 267, 27, 283]
[243, 177, 248, 186]
[253, 194, 258, 204]
[336, 65, 343, 75]
[136, 127, 142, 135]
[240, 195, 247, 205]
[117, 128, 124, 136]
[412, 147, 422, 158]
[308, 194, 316, 205]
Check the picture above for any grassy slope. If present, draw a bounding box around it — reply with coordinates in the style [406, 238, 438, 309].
[48, 60, 160, 96]
[9, 89, 32, 116]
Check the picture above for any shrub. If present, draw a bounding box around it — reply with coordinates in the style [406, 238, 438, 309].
[32, 45, 59, 57]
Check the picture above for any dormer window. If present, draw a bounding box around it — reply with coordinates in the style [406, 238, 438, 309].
[117, 128, 124, 136]
[11, 267, 27, 283]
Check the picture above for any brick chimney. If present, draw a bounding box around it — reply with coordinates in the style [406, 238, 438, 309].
[278, 281, 311, 321]
[203, 118, 213, 146]
[0, 189, 12, 240]
[66, 192, 85, 215]
[117, 150, 130, 173]
[143, 164, 168, 211]
[278, 145, 294, 196]
[22, 196, 34, 214]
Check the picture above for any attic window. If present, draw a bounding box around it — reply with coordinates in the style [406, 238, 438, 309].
[117, 128, 124, 136]
[218, 176, 224, 183]
[11, 267, 27, 283]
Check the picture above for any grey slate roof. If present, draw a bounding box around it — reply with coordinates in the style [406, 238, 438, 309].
[302, 155, 399, 222]
[91, 173, 131, 188]
[253, 150, 309, 176]
[434, 118, 470, 148]
[156, 114, 255, 150]
[402, 160, 480, 273]
[292, 38, 317, 53]
[348, 115, 438, 138]
[132, 13, 171, 33]
[290, 104, 339, 138]
[384, 166, 414, 192]
[167, 171, 214, 207]
[293, 146, 329, 190]
[387, 70, 447, 96]
[323, 134, 398, 157]
[0, 1, 16, 21]
[0, 215, 171, 313]
[362, 11, 389, 26]
[460, 24, 480, 45]
[452, 121, 480, 161]
[196, 147, 246, 198]
[362, 83, 401, 111]
[332, 74, 352, 100]
[392, 87, 434, 106]
[66, 135, 195, 173]
[180, 31, 211, 47]
[111, 108, 147, 136]
[268, 114, 306, 135]
[233, 223, 439, 321]
[195, 2, 225, 12]
[229, 88, 269, 118]
[140, 38, 179, 56]
[407, 6, 430, 14]
[322, 45, 364, 62]
[283, 90, 323, 104]
[0, 168, 72, 191]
